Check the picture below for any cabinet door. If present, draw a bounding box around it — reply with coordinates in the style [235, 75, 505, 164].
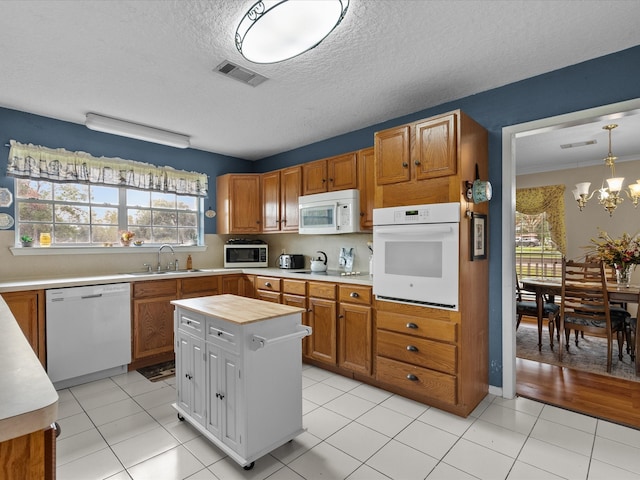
[358, 147, 375, 230]
[309, 297, 337, 364]
[231, 175, 262, 233]
[283, 293, 309, 357]
[220, 351, 240, 452]
[132, 296, 175, 360]
[415, 114, 457, 180]
[281, 166, 301, 231]
[302, 159, 328, 195]
[181, 276, 220, 298]
[176, 330, 205, 423]
[221, 274, 253, 297]
[2, 291, 41, 362]
[375, 125, 411, 185]
[261, 170, 281, 232]
[327, 152, 358, 191]
[205, 344, 221, 438]
[338, 303, 372, 375]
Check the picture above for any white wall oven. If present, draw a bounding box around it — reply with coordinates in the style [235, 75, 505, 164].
[373, 202, 460, 310]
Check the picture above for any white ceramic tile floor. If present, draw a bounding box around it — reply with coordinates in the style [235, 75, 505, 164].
[53, 365, 640, 480]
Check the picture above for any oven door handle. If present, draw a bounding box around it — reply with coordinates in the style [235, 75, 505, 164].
[374, 225, 454, 236]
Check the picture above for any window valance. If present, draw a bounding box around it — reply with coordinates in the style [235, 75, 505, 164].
[516, 184, 566, 255]
[6, 140, 208, 197]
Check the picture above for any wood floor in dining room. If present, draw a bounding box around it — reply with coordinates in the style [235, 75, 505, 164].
[517, 358, 640, 429]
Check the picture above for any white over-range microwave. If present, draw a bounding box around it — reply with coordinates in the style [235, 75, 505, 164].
[298, 189, 360, 235]
[373, 202, 461, 310]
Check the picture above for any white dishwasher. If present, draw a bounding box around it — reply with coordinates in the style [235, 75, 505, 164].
[46, 283, 131, 389]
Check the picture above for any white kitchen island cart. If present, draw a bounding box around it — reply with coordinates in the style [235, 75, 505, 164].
[171, 294, 309, 470]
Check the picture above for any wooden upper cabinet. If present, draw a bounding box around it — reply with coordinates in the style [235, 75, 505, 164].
[262, 166, 301, 233]
[280, 166, 301, 231]
[327, 152, 357, 191]
[358, 147, 375, 230]
[216, 174, 261, 234]
[375, 125, 411, 185]
[261, 170, 280, 232]
[415, 115, 457, 180]
[302, 152, 358, 195]
[302, 159, 328, 195]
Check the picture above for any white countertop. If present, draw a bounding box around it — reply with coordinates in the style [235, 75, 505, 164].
[0, 268, 372, 292]
[0, 297, 58, 442]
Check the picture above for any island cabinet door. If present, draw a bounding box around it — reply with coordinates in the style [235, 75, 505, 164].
[205, 343, 242, 455]
[176, 331, 205, 425]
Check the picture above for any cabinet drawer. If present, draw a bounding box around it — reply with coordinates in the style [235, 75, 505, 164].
[177, 310, 205, 338]
[282, 279, 306, 296]
[376, 310, 457, 343]
[339, 284, 372, 305]
[376, 356, 457, 405]
[205, 317, 240, 352]
[308, 281, 336, 300]
[181, 276, 220, 296]
[377, 330, 456, 374]
[133, 279, 178, 299]
[256, 276, 281, 292]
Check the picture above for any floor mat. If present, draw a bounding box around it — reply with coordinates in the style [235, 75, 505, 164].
[137, 360, 175, 382]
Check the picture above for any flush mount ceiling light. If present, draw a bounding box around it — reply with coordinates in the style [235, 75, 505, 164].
[235, 0, 349, 64]
[85, 113, 191, 149]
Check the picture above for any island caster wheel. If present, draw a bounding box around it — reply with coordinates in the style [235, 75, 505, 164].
[177, 413, 184, 421]
[243, 462, 255, 471]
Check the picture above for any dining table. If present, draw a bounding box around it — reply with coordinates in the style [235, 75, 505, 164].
[520, 277, 640, 376]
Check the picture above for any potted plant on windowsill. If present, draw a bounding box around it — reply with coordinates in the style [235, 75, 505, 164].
[20, 235, 33, 247]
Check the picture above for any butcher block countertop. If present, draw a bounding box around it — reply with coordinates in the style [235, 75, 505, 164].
[0, 297, 58, 443]
[172, 294, 304, 324]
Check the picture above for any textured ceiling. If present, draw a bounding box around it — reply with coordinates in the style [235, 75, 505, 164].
[1, 0, 640, 162]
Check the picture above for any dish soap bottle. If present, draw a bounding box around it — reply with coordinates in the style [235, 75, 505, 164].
[186, 254, 193, 270]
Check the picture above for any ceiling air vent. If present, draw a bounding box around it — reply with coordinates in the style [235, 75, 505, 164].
[560, 140, 597, 149]
[214, 60, 267, 87]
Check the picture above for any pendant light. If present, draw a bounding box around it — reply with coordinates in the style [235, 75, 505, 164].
[236, 0, 349, 64]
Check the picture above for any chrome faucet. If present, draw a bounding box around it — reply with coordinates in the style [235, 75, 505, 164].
[157, 244, 175, 271]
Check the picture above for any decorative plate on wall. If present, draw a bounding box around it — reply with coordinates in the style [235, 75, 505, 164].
[0, 188, 13, 207]
[0, 213, 14, 229]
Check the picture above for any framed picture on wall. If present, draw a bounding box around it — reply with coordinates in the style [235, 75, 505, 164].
[470, 213, 487, 261]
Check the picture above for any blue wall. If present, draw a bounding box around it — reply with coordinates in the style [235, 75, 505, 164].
[1, 45, 639, 387]
[254, 45, 640, 387]
[0, 108, 253, 234]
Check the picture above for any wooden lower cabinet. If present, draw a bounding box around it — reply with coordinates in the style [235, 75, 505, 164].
[130, 279, 178, 369]
[308, 282, 337, 365]
[282, 279, 309, 357]
[221, 274, 254, 298]
[0, 426, 56, 480]
[180, 276, 220, 299]
[1, 290, 45, 366]
[338, 285, 373, 376]
[255, 276, 281, 304]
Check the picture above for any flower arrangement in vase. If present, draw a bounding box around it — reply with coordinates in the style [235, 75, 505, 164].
[120, 230, 135, 247]
[590, 230, 640, 286]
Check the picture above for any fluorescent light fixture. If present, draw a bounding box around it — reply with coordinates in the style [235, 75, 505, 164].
[236, 0, 349, 64]
[85, 113, 190, 149]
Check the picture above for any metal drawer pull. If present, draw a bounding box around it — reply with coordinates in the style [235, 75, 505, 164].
[264, 282, 272, 287]
[185, 373, 193, 380]
[217, 331, 223, 336]
[406, 322, 418, 329]
[350, 292, 359, 298]
[406, 345, 418, 352]
[406, 374, 419, 381]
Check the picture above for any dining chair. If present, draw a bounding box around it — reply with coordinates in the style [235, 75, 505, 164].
[516, 273, 560, 350]
[560, 259, 626, 373]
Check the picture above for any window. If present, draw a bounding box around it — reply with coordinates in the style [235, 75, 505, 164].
[515, 184, 566, 278]
[15, 179, 202, 246]
[515, 211, 562, 278]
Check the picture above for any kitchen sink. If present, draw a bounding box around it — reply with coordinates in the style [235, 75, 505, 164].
[124, 269, 205, 276]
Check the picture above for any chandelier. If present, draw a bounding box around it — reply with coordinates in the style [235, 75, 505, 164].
[572, 124, 640, 216]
